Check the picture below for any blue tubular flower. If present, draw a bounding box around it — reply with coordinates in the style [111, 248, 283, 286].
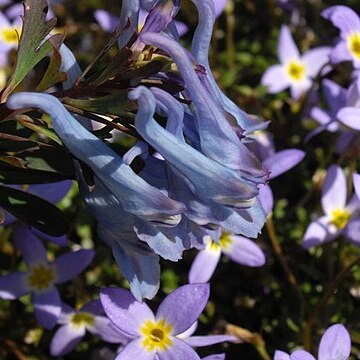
[7, 92, 186, 226]
[149, 87, 266, 237]
[190, 0, 267, 133]
[118, 0, 140, 48]
[129, 86, 258, 209]
[140, 32, 267, 183]
[58, 43, 82, 90]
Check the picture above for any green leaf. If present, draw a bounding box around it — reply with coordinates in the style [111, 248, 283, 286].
[0, 185, 69, 236]
[36, 40, 67, 92]
[0, 164, 70, 184]
[1, 0, 59, 101]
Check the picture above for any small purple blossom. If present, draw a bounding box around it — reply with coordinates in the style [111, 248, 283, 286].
[273, 323, 351, 360]
[303, 164, 360, 248]
[189, 231, 265, 284]
[50, 300, 127, 356]
[322, 5, 360, 68]
[261, 25, 330, 99]
[0, 225, 94, 329]
[100, 283, 235, 359]
[354, 173, 360, 199]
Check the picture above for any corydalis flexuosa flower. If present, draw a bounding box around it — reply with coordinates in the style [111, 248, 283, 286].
[274, 323, 351, 360]
[7, 0, 269, 300]
[261, 25, 330, 99]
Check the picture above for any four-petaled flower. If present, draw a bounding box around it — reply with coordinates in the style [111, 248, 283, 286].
[100, 283, 235, 359]
[0, 224, 95, 329]
[303, 165, 360, 248]
[50, 300, 127, 356]
[274, 323, 351, 360]
[261, 25, 330, 99]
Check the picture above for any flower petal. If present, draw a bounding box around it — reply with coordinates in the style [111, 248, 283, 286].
[290, 78, 312, 100]
[94, 9, 119, 33]
[50, 324, 85, 356]
[354, 173, 360, 199]
[188, 247, 221, 284]
[278, 25, 300, 62]
[157, 337, 200, 360]
[91, 316, 129, 343]
[264, 149, 305, 180]
[185, 335, 236, 347]
[156, 283, 210, 335]
[322, 79, 347, 114]
[222, 235, 266, 267]
[201, 354, 225, 360]
[337, 106, 360, 130]
[274, 350, 290, 360]
[115, 338, 155, 360]
[7, 92, 186, 227]
[53, 249, 95, 284]
[0, 272, 30, 299]
[13, 224, 47, 266]
[318, 324, 351, 360]
[322, 6, 360, 37]
[329, 41, 353, 65]
[28, 181, 72, 204]
[32, 286, 62, 329]
[302, 47, 331, 78]
[100, 287, 154, 337]
[321, 164, 347, 214]
[258, 184, 274, 216]
[261, 65, 289, 93]
[343, 216, 360, 245]
[290, 350, 316, 360]
[303, 216, 338, 249]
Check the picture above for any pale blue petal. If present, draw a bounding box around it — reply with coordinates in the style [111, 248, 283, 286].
[0, 272, 30, 299]
[318, 324, 351, 360]
[278, 25, 300, 63]
[188, 248, 221, 283]
[50, 324, 85, 356]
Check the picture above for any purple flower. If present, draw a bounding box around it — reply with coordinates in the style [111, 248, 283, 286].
[100, 284, 234, 359]
[0, 224, 95, 329]
[0, 10, 21, 54]
[354, 173, 360, 199]
[322, 5, 360, 68]
[189, 231, 265, 283]
[336, 77, 360, 131]
[50, 300, 127, 356]
[261, 25, 330, 99]
[274, 323, 351, 360]
[303, 165, 360, 248]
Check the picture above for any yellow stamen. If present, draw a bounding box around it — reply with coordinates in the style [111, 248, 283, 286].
[219, 232, 233, 250]
[330, 208, 351, 230]
[286, 60, 305, 81]
[140, 319, 173, 352]
[70, 312, 95, 328]
[0, 26, 21, 45]
[348, 32, 360, 60]
[28, 264, 54, 291]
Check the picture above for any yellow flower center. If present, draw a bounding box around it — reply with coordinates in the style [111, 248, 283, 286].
[28, 264, 55, 291]
[286, 60, 305, 81]
[70, 312, 95, 328]
[1, 26, 21, 45]
[330, 208, 351, 230]
[348, 32, 360, 60]
[206, 233, 233, 253]
[140, 319, 173, 352]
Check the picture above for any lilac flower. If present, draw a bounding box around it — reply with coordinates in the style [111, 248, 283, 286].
[273, 323, 351, 360]
[303, 165, 360, 248]
[189, 231, 265, 283]
[354, 173, 360, 199]
[100, 284, 235, 360]
[50, 300, 127, 356]
[0, 224, 94, 329]
[261, 25, 330, 99]
[322, 5, 360, 68]
[336, 77, 360, 131]
[0, 10, 21, 54]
